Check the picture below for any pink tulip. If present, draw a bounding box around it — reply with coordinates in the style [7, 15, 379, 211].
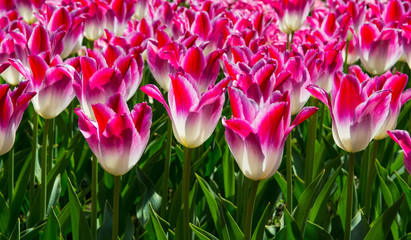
[73, 56, 126, 120]
[307, 72, 392, 153]
[387, 130, 411, 174]
[106, 0, 135, 37]
[9, 54, 76, 119]
[141, 73, 229, 148]
[354, 23, 402, 75]
[222, 87, 317, 180]
[83, 2, 107, 41]
[273, 0, 314, 34]
[75, 93, 152, 176]
[402, 24, 411, 69]
[363, 71, 411, 139]
[15, 0, 44, 24]
[0, 81, 36, 155]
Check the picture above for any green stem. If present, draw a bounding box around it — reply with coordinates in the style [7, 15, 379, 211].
[236, 172, 244, 223]
[68, 102, 73, 138]
[182, 147, 192, 240]
[344, 152, 355, 240]
[112, 175, 120, 240]
[364, 140, 378, 220]
[29, 112, 38, 206]
[40, 119, 51, 220]
[286, 132, 293, 210]
[344, 39, 350, 73]
[305, 99, 318, 186]
[287, 33, 290, 50]
[290, 31, 295, 47]
[8, 147, 14, 200]
[91, 155, 98, 240]
[48, 119, 55, 171]
[160, 119, 173, 216]
[244, 180, 259, 240]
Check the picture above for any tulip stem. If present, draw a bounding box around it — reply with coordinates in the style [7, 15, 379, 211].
[287, 33, 290, 50]
[183, 147, 192, 240]
[244, 180, 259, 240]
[161, 119, 173, 216]
[344, 152, 355, 240]
[40, 118, 51, 220]
[8, 147, 14, 200]
[91, 155, 98, 240]
[305, 98, 318, 186]
[344, 39, 350, 73]
[364, 140, 378, 221]
[241, 177, 250, 229]
[29, 112, 38, 207]
[112, 175, 120, 240]
[286, 132, 293, 210]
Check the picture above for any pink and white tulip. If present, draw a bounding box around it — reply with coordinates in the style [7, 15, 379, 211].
[355, 23, 402, 75]
[273, 0, 314, 34]
[387, 130, 411, 174]
[76, 93, 152, 176]
[0, 81, 36, 155]
[223, 87, 317, 180]
[307, 72, 392, 153]
[141, 73, 229, 148]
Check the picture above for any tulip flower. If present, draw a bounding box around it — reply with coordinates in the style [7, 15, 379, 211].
[141, 72, 229, 148]
[307, 72, 392, 153]
[73, 56, 126, 120]
[387, 130, 411, 174]
[8, 55, 76, 119]
[106, 0, 135, 37]
[363, 71, 411, 140]
[15, 0, 43, 24]
[223, 87, 317, 180]
[0, 81, 35, 155]
[354, 23, 402, 75]
[272, 0, 314, 34]
[84, 2, 107, 41]
[76, 93, 152, 176]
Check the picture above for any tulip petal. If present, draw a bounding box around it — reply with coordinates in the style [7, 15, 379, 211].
[28, 55, 48, 88]
[140, 84, 171, 116]
[182, 47, 205, 82]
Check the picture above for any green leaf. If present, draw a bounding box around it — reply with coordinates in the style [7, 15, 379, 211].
[0, 193, 8, 233]
[148, 204, 168, 240]
[97, 201, 113, 240]
[20, 222, 46, 240]
[273, 172, 287, 202]
[252, 202, 271, 240]
[304, 221, 333, 240]
[364, 194, 405, 240]
[351, 210, 370, 240]
[190, 224, 218, 240]
[135, 167, 162, 226]
[278, 207, 302, 240]
[222, 145, 235, 201]
[66, 175, 93, 240]
[293, 170, 325, 234]
[222, 203, 243, 239]
[394, 171, 411, 208]
[196, 173, 230, 240]
[309, 164, 342, 224]
[9, 220, 19, 240]
[41, 208, 61, 240]
[47, 175, 61, 218]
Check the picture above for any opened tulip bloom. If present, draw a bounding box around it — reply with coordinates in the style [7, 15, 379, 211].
[307, 72, 392, 153]
[0, 81, 35, 155]
[9, 55, 76, 119]
[223, 87, 318, 180]
[387, 130, 411, 174]
[273, 0, 314, 34]
[76, 93, 152, 176]
[142, 73, 228, 148]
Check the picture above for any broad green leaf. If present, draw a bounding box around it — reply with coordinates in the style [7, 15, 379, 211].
[252, 202, 271, 240]
[222, 145, 235, 201]
[281, 207, 302, 240]
[149, 204, 167, 240]
[0, 193, 8, 233]
[67, 175, 93, 240]
[399, 233, 411, 240]
[304, 221, 333, 240]
[9, 220, 19, 240]
[47, 175, 61, 218]
[136, 167, 162, 226]
[274, 172, 287, 202]
[364, 194, 405, 240]
[394, 171, 411, 208]
[309, 164, 343, 224]
[20, 222, 46, 240]
[97, 201, 113, 240]
[222, 203, 243, 239]
[196, 173, 230, 240]
[293, 170, 325, 234]
[190, 223, 218, 240]
[351, 210, 370, 240]
[41, 208, 61, 240]
[7, 154, 30, 234]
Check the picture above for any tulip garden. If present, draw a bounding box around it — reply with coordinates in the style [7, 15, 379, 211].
[1, 0, 411, 239]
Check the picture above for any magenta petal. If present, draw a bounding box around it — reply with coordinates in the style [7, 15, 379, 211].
[131, 102, 152, 140]
[401, 89, 411, 106]
[288, 106, 319, 134]
[80, 57, 97, 83]
[75, 108, 99, 153]
[106, 93, 130, 115]
[28, 55, 48, 88]
[388, 130, 411, 174]
[169, 74, 200, 119]
[306, 84, 332, 110]
[140, 84, 171, 115]
[199, 49, 223, 92]
[192, 11, 211, 41]
[182, 47, 205, 83]
[28, 25, 50, 55]
[228, 87, 256, 123]
[223, 117, 254, 139]
[91, 103, 115, 136]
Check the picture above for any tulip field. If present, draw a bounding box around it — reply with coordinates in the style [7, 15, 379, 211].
[1, 0, 411, 239]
